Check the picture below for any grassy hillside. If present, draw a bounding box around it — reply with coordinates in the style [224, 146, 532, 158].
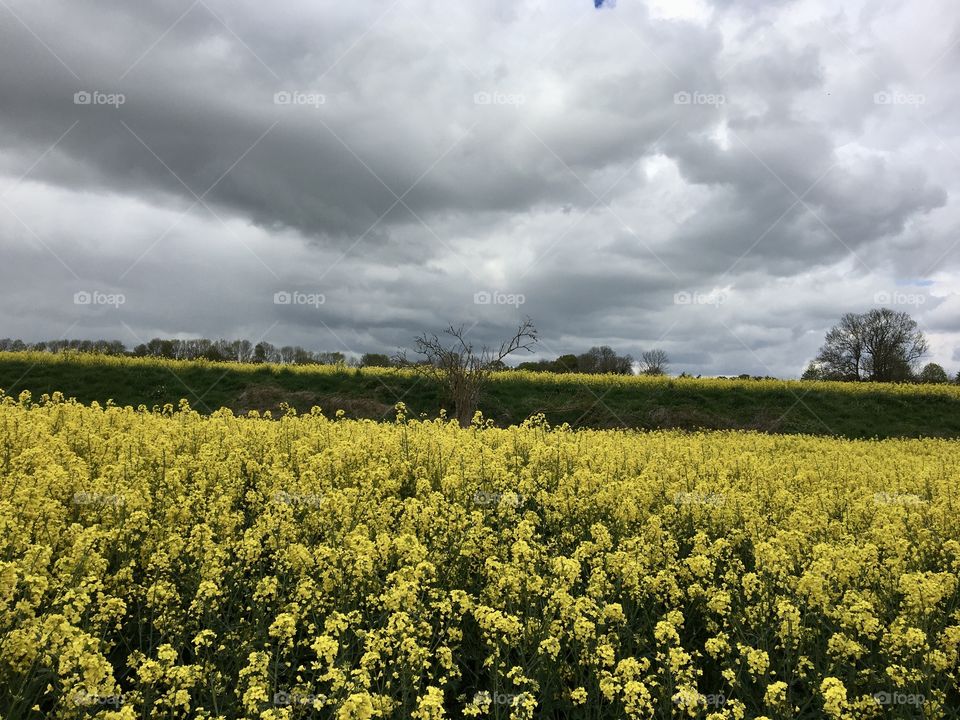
[2, 350, 960, 438]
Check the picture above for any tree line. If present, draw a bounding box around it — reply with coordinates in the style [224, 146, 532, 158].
[517, 346, 669, 375]
[0, 337, 351, 366]
[0, 337, 670, 375]
[1, 307, 954, 383]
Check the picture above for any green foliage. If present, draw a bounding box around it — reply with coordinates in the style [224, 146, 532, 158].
[360, 353, 393, 367]
[918, 362, 950, 384]
[3, 352, 960, 439]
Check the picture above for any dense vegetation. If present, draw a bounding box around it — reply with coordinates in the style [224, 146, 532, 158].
[3, 351, 960, 439]
[1, 395, 956, 718]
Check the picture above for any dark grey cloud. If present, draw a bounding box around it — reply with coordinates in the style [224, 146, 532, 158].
[1, 0, 959, 377]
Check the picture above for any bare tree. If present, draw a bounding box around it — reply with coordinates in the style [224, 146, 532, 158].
[235, 339, 254, 363]
[398, 319, 537, 426]
[861, 308, 927, 381]
[816, 312, 866, 380]
[639, 349, 669, 376]
[814, 308, 927, 381]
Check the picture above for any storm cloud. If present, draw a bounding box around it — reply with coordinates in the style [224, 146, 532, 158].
[1, 0, 958, 377]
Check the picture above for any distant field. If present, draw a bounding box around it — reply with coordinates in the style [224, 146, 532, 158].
[2, 350, 960, 438]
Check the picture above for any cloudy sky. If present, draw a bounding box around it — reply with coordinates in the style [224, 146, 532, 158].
[1, 0, 958, 377]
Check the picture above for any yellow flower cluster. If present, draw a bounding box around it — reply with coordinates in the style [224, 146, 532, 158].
[0, 391, 958, 718]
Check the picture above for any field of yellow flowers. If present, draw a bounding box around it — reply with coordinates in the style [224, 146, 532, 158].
[1, 390, 958, 719]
